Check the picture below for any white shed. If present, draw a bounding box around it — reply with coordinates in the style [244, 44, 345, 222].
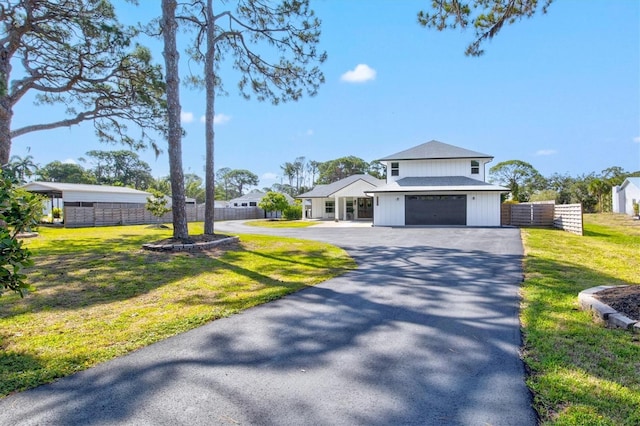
[22, 182, 151, 206]
[612, 178, 640, 216]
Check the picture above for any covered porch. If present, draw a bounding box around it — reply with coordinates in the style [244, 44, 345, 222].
[307, 196, 373, 221]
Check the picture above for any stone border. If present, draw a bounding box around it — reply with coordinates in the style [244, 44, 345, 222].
[142, 236, 239, 252]
[578, 285, 639, 333]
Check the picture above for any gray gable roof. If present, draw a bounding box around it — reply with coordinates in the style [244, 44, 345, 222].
[297, 174, 385, 198]
[379, 140, 492, 161]
[367, 176, 508, 193]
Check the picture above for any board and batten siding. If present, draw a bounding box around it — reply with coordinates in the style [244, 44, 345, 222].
[332, 179, 378, 198]
[373, 191, 500, 227]
[310, 198, 334, 219]
[466, 192, 501, 226]
[373, 194, 405, 226]
[386, 159, 489, 183]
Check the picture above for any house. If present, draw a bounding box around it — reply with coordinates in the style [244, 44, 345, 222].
[612, 177, 640, 216]
[367, 140, 508, 226]
[297, 174, 385, 220]
[228, 191, 295, 207]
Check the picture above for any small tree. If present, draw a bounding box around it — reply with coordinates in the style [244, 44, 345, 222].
[258, 191, 289, 219]
[145, 189, 171, 226]
[1, 169, 44, 297]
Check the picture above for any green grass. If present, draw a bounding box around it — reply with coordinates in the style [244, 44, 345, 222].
[0, 223, 355, 397]
[245, 219, 319, 228]
[521, 214, 640, 425]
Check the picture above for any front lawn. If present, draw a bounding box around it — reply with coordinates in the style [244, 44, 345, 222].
[0, 223, 355, 397]
[521, 214, 640, 425]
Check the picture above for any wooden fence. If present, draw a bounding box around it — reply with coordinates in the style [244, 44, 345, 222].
[553, 204, 583, 235]
[63, 203, 265, 228]
[501, 202, 583, 235]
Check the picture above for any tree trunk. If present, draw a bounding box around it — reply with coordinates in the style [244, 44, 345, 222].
[161, 0, 190, 242]
[203, 0, 216, 235]
[0, 46, 13, 165]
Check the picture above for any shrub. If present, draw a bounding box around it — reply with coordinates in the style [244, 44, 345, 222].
[52, 207, 62, 219]
[283, 203, 302, 220]
[0, 170, 44, 297]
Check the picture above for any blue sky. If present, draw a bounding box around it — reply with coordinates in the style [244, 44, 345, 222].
[10, 0, 640, 189]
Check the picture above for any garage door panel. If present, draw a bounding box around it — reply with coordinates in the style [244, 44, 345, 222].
[405, 195, 466, 225]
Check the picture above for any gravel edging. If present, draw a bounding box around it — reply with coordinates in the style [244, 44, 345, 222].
[578, 285, 640, 333]
[142, 236, 240, 252]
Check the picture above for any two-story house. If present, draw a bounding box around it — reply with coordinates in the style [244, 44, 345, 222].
[368, 140, 508, 226]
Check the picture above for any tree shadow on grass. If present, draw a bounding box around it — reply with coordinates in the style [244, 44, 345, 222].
[0, 239, 540, 425]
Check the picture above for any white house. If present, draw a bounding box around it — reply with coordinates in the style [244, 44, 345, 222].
[229, 191, 294, 207]
[297, 174, 385, 220]
[367, 140, 508, 226]
[612, 177, 640, 216]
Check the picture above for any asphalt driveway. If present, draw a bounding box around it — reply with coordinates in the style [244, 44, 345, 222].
[0, 223, 536, 425]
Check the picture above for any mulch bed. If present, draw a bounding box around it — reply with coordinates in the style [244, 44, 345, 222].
[152, 233, 230, 245]
[594, 286, 640, 322]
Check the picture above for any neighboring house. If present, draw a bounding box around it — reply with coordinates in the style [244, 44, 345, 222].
[297, 174, 385, 220]
[367, 140, 508, 226]
[612, 177, 640, 216]
[21, 182, 151, 214]
[228, 191, 294, 207]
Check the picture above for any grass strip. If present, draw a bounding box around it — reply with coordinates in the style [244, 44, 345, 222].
[521, 214, 640, 425]
[244, 219, 319, 228]
[0, 223, 355, 396]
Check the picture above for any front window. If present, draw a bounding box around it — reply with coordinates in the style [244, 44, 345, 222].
[471, 160, 479, 174]
[391, 162, 399, 176]
[325, 201, 335, 213]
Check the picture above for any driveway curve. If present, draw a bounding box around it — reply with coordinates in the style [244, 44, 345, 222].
[0, 222, 536, 425]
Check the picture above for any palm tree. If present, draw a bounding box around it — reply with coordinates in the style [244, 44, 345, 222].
[8, 154, 38, 183]
[588, 178, 611, 213]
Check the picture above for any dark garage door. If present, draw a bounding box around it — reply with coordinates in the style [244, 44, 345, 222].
[405, 195, 467, 225]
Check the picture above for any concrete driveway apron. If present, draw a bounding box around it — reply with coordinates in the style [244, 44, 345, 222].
[0, 222, 536, 426]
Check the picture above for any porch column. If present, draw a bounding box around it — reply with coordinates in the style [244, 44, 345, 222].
[334, 194, 339, 220]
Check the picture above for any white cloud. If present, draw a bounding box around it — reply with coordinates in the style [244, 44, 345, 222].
[214, 113, 231, 124]
[340, 64, 377, 83]
[261, 172, 278, 180]
[633, 136, 640, 143]
[535, 149, 557, 156]
[199, 113, 232, 125]
[62, 158, 77, 165]
[181, 111, 194, 123]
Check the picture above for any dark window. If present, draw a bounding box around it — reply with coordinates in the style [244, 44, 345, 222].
[471, 160, 480, 174]
[391, 162, 399, 176]
[249, 202, 257, 206]
[325, 201, 335, 213]
[241, 202, 248, 206]
[64, 202, 94, 207]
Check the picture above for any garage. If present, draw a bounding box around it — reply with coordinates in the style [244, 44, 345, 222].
[405, 195, 467, 225]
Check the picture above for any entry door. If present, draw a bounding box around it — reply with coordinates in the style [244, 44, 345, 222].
[357, 198, 373, 219]
[405, 195, 467, 225]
